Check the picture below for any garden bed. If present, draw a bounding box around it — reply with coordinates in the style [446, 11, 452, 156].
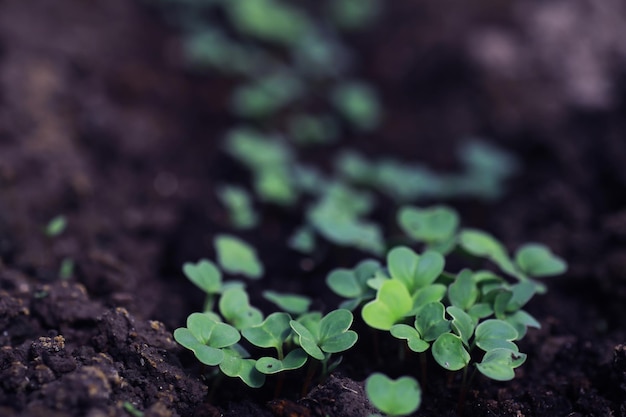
[1, 0, 626, 416]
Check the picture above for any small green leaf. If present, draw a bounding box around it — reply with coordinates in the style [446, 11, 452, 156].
[467, 303, 494, 323]
[365, 373, 421, 416]
[255, 348, 308, 374]
[459, 229, 518, 277]
[387, 247, 444, 294]
[515, 244, 567, 277]
[242, 312, 292, 351]
[319, 309, 357, 353]
[476, 348, 527, 381]
[504, 310, 541, 339]
[432, 333, 470, 371]
[474, 319, 519, 352]
[288, 226, 316, 254]
[412, 284, 447, 311]
[447, 306, 475, 346]
[397, 205, 459, 245]
[219, 287, 264, 330]
[506, 281, 536, 312]
[448, 269, 478, 310]
[290, 320, 324, 360]
[173, 328, 225, 366]
[183, 259, 222, 295]
[263, 291, 311, 315]
[45, 215, 67, 237]
[362, 280, 413, 330]
[332, 82, 381, 132]
[390, 324, 429, 353]
[415, 302, 450, 342]
[220, 349, 266, 388]
[215, 234, 264, 279]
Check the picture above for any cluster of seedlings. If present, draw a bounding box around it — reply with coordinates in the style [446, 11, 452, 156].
[143, 0, 566, 415]
[175, 205, 566, 415]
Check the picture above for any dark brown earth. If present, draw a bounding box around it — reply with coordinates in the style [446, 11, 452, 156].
[1, 0, 626, 416]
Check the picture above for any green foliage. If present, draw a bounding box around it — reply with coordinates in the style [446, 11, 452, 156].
[365, 373, 421, 417]
[331, 82, 382, 132]
[214, 234, 264, 279]
[174, 313, 240, 366]
[328, 0, 382, 31]
[217, 185, 258, 229]
[288, 114, 338, 145]
[475, 348, 526, 381]
[326, 259, 380, 310]
[231, 73, 303, 119]
[263, 291, 312, 315]
[45, 215, 67, 237]
[397, 205, 459, 254]
[362, 280, 412, 330]
[288, 226, 316, 254]
[515, 244, 567, 277]
[290, 309, 358, 360]
[219, 287, 264, 330]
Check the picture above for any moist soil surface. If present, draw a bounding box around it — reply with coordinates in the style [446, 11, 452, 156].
[1, 1, 626, 416]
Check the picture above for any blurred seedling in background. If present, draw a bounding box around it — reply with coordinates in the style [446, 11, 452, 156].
[214, 234, 263, 279]
[44, 215, 74, 280]
[365, 373, 421, 417]
[216, 185, 258, 229]
[331, 82, 382, 132]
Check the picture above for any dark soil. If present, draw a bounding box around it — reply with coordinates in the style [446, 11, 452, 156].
[2, 0, 626, 416]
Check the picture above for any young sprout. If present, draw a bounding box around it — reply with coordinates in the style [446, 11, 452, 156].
[263, 291, 312, 315]
[219, 346, 266, 388]
[45, 215, 67, 237]
[214, 234, 264, 279]
[326, 259, 380, 310]
[242, 312, 308, 374]
[515, 244, 567, 277]
[289, 309, 358, 363]
[362, 280, 413, 330]
[174, 313, 241, 366]
[183, 259, 223, 311]
[218, 287, 264, 330]
[216, 185, 258, 230]
[475, 348, 527, 381]
[365, 373, 421, 417]
[386, 247, 445, 296]
[287, 226, 316, 254]
[331, 82, 382, 132]
[397, 205, 459, 254]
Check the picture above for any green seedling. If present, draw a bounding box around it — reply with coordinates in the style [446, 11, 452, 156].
[225, 0, 312, 46]
[326, 259, 380, 310]
[242, 312, 308, 374]
[219, 347, 266, 388]
[263, 291, 312, 315]
[387, 246, 445, 295]
[475, 348, 526, 381]
[362, 280, 413, 330]
[459, 229, 519, 278]
[287, 226, 316, 254]
[474, 319, 519, 352]
[365, 373, 421, 417]
[58, 258, 74, 280]
[224, 128, 297, 205]
[328, 0, 382, 31]
[45, 215, 67, 237]
[398, 205, 459, 254]
[217, 185, 258, 229]
[183, 259, 223, 311]
[292, 32, 349, 78]
[123, 402, 144, 417]
[331, 82, 381, 132]
[219, 286, 264, 330]
[215, 234, 264, 279]
[290, 309, 358, 362]
[288, 114, 338, 145]
[515, 244, 567, 277]
[174, 313, 241, 366]
[231, 73, 303, 119]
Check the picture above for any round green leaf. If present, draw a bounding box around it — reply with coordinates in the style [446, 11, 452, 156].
[263, 290, 311, 314]
[415, 302, 450, 342]
[183, 259, 222, 294]
[174, 328, 224, 366]
[397, 205, 459, 243]
[365, 373, 421, 416]
[474, 319, 519, 352]
[432, 333, 470, 371]
[242, 312, 292, 350]
[476, 348, 527, 381]
[414, 250, 445, 288]
[448, 269, 478, 310]
[220, 350, 266, 388]
[255, 349, 308, 374]
[321, 331, 358, 354]
[215, 234, 264, 279]
[219, 287, 264, 330]
[390, 324, 429, 353]
[290, 319, 324, 360]
[446, 306, 475, 346]
[459, 229, 518, 277]
[362, 280, 412, 330]
[387, 246, 419, 292]
[327, 269, 362, 298]
[515, 244, 567, 277]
